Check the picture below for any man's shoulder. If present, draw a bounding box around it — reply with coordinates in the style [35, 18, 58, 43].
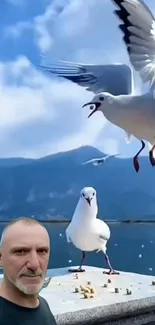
[39, 295, 51, 309]
[39, 296, 57, 324]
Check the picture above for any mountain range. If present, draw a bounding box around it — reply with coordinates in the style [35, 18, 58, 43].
[0, 145, 155, 220]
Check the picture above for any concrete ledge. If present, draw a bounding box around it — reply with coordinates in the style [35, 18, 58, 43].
[54, 298, 155, 325]
[1, 265, 155, 324]
[40, 266, 155, 325]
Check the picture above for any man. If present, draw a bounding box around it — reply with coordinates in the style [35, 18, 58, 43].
[0, 217, 57, 325]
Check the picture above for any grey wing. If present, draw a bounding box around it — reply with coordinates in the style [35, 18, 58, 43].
[38, 60, 133, 95]
[112, 0, 155, 92]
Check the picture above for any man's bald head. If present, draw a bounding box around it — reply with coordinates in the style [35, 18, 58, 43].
[0, 217, 49, 249]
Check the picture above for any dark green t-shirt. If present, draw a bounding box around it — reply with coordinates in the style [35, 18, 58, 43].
[0, 295, 57, 325]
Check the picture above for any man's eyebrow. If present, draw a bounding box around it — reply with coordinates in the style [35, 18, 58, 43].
[10, 245, 30, 251]
[37, 246, 49, 251]
[10, 245, 49, 251]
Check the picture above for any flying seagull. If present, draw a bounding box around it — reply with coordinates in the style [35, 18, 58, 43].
[82, 153, 120, 166]
[39, 61, 134, 144]
[83, 0, 155, 172]
[66, 186, 119, 275]
[38, 0, 155, 173]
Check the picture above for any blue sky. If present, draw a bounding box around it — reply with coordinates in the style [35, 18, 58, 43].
[0, 0, 154, 158]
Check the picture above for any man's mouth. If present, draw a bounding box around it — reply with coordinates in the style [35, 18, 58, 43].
[21, 275, 41, 278]
[20, 273, 42, 278]
[82, 102, 101, 118]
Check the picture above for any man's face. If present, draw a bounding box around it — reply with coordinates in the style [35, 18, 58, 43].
[0, 222, 50, 296]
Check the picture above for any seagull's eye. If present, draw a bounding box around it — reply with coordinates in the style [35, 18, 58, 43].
[92, 192, 95, 196]
[99, 96, 104, 101]
[82, 193, 85, 197]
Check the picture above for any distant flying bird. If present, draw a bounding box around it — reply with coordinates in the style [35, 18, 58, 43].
[82, 153, 120, 166]
[39, 0, 155, 173]
[65, 187, 119, 275]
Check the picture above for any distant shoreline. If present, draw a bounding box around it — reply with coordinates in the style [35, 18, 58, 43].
[1, 219, 155, 224]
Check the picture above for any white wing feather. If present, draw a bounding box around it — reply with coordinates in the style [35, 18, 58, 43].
[112, 0, 155, 92]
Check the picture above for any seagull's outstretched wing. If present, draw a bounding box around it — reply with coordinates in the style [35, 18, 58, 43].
[112, 0, 155, 92]
[39, 60, 133, 95]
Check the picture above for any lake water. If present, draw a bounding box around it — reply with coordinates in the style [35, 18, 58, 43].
[0, 222, 155, 276]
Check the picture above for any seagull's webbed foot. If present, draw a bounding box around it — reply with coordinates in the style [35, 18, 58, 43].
[103, 269, 120, 275]
[104, 253, 120, 275]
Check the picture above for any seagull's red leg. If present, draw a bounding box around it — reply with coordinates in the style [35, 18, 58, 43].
[103, 253, 119, 275]
[133, 140, 145, 172]
[149, 144, 155, 166]
[68, 251, 86, 272]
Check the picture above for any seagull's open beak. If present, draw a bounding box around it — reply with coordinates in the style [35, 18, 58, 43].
[82, 102, 101, 118]
[86, 197, 91, 206]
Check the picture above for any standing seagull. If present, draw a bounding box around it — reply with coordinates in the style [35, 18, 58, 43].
[66, 187, 119, 275]
[82, 153, 120, 166]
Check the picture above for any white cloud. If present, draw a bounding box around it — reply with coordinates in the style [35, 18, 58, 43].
[4, 0, 70, 53]
[0, 55, 104, 158]
[5, 21, 32, 39]
[0, 56, 53, 129]
[33, 0, 70, 52]
[2, 0, 155, 158]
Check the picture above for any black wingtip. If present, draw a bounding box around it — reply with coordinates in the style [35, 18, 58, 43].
[113, 2, 132, 50]
[114, 8, 129, 23]
[112, 0, 124, 6]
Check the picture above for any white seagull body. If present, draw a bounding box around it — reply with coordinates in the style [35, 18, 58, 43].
[66, 187, 119, 274]
[39, 0, 155, 173]
[82, 153, 120, 166]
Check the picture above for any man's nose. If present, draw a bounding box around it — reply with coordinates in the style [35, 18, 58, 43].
[27, 251, 40, 270]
